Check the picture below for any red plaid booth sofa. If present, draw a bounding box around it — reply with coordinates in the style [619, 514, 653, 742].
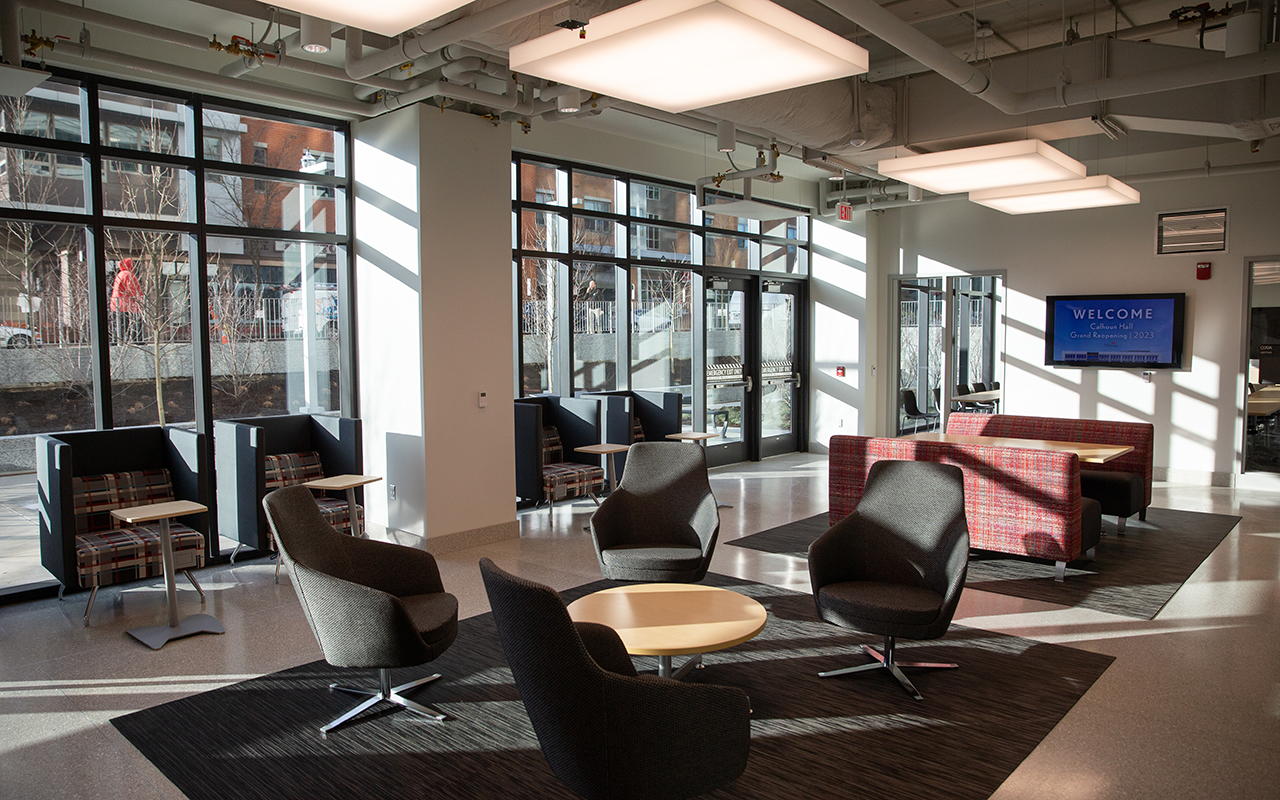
[515, 396, 606, 517]
[38, 427, 208, 625]
[829, 435, 1101, 581]
[946, 413, 1153, 531]
[215, 414, 363, 555]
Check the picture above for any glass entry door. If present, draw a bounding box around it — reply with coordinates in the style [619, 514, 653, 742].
[705, 277, 750, 464]
[760, 281, 801, 457]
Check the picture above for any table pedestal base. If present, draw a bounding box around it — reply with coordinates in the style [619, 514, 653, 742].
[657, 653, 703, 680]
[128, 613, 224, 650]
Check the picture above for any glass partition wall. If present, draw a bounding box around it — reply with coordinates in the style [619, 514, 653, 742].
[893, 274, 1004, 435]
[0, 68, 354, 588]
[512, 154, 810, 466]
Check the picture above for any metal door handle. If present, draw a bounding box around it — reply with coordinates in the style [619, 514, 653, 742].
[746, 376, 753, 392]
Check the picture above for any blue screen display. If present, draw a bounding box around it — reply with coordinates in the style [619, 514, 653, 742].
[1049, 295, 1181, 366]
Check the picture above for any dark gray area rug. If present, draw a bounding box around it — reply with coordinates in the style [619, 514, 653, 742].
[111, 574, 1112, 800]
[729, 507, 1241, 619]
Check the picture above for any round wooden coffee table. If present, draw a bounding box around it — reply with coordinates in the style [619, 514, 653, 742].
[567, 583, 767, 679]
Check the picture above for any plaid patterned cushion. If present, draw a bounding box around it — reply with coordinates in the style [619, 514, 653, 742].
[946, 412, 1154, 506]
[264, 451, 326, 490]
[72, 470, 175, 535]
[830, 435, 1084, 563]
[632, 420, 646, 442]
[542, 427, 564, 465]
[543, 462, 605, 501]
[75, 523, 205, 588]
[260, 497, 363, 549]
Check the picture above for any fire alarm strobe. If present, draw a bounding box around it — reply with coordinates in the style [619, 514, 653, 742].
[1196, 262, 1211, 280]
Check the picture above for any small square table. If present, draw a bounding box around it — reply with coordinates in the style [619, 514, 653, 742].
[666, 432, 732, 508]
[302, 474, 382, 538]
[111, 500, 223, 650]
[574, 442, 631, 493]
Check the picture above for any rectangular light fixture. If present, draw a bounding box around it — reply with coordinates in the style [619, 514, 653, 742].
[969, 175, 1141, 214]
[0, 63, 50, 98]
[509, 0, 869, 113]
[269, 1, 473, 37]
[876, 140, 1086, 194]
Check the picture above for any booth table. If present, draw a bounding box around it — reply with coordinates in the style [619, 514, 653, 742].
[901, 432, 1134, 464]
[302, 474, 381, 538]
[112, 500, 223, 650]
[574, 443, 631, 493]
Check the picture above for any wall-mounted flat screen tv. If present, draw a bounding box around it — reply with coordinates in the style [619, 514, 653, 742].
[1045, 292, 1186, 369]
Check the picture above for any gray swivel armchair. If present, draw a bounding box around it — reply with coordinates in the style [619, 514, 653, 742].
[263, 485, 458, 736]
[809, 459, 969, 701]
[478, 558, 750, 800]
[589, 442, 718, 582]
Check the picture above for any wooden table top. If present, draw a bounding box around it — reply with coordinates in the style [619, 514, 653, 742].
[901, 432, 1134, 463]
[666, 432, 718, 443]
[111, 499, 207, 524]
[574, 443, 632, 455]
[1248, 399, 1280, 416]
[567, 583, 767, 657]
[953, 390, 1001, 403]
[302, 474, 382, 491]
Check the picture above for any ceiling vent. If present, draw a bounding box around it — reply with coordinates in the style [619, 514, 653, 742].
[1157, 208, 1227, 254]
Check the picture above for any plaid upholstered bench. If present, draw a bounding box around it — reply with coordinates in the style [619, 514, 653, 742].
[73, 469, 206, 626]
[264, 451, 364, 535]
[541, 427, 605, 515]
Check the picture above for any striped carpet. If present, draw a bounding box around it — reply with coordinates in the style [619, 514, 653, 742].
[728, 507, 1241, 619]
[112, 574, 1112, 800]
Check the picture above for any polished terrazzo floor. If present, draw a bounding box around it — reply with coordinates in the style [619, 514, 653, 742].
[1, 452, 1278, 799]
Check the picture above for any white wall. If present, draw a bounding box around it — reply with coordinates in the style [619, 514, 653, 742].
[866, 169, 1280, 478]
[355, 106, 517, 543]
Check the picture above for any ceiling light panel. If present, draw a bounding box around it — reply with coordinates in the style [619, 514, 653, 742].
[509, 0, 869, 113]
[876, 140, 1086, 194]
[271, 1, 473, 38]
[969, 175, 1141, 214]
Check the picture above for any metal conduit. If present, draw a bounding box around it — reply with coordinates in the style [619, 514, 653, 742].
[817, 0, 1280, 115]
[343, 0, 563, 80]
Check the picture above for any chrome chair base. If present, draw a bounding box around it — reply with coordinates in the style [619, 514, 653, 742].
[818, 636, 957, 701]
[322, 668, 446, 737]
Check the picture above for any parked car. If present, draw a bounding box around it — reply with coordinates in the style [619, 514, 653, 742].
[1, 323, 35, 348]
[282, 283, 339, 340]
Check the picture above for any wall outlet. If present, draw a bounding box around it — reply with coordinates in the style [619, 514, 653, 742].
[389, 484, 396, 500]
[838, 419, 844, 427]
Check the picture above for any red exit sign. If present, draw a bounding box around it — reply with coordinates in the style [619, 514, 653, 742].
[837, 203, 853, 221]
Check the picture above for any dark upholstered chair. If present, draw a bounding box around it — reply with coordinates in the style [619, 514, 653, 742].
[478, 558, 750, 800]
[901, 389, 938, 433]
[37, 427, 208, 626]
[263, 485, 458, 737]
[809, 459, 969, 701]
[215, 414, 362, 569]
[589, 442, 718, 582]
[1081, 470, 1145, 532]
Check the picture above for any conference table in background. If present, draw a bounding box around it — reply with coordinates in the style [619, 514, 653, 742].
[901, 432, 1134, 464]
[952, 390, 1001, 405]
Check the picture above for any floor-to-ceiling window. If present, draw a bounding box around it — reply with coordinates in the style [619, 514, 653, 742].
[511, 154, 810, 462]
[0, 69, 354, 589]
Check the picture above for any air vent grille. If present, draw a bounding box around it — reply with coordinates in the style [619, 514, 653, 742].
[1157, 208, 1227, 254]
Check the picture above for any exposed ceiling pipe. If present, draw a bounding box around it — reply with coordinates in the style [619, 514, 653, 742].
[378, 69, 534, 113]
[2, 0, 21, 65]
[343, 0, 564, 81]
[351, 45, 492, 100]
[1125, 158, 1280, 183]
[612, 102, 800, 157]
[19, 0, 213, 51]
[45, 39, 375, 117]
[817, 0, 1280, 116]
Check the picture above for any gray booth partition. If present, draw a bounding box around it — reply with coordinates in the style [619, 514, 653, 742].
[576, 390, 682, 477]
[214, 414, 362, 553]
[514, 395, 604, 506]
